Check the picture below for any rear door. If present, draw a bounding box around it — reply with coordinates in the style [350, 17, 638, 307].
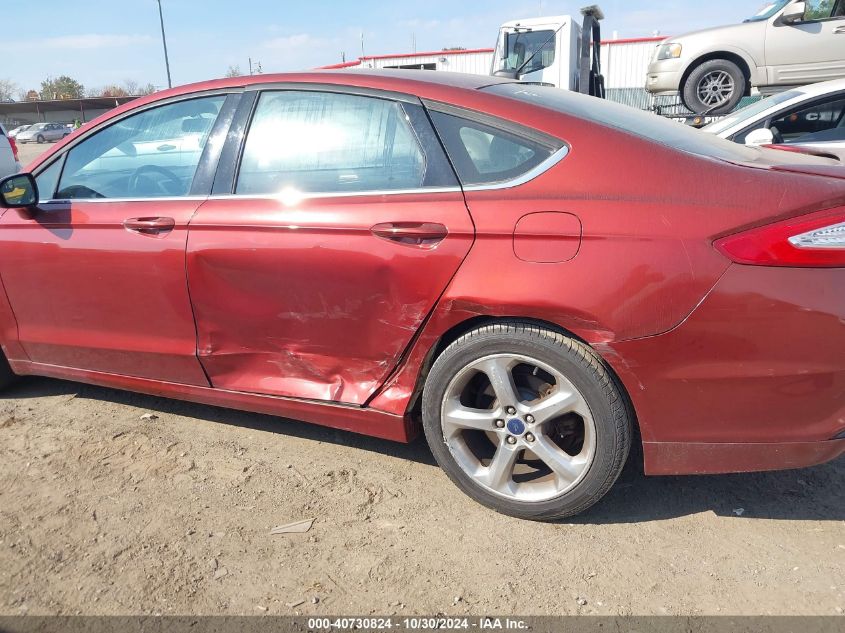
[186, 87, 474, 404]
[766, 0, 845, 84]
[0, 93, 237, 384]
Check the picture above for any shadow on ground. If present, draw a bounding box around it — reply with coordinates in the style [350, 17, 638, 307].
[5, 377, 844, 524]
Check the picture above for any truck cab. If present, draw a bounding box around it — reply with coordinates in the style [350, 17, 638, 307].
[491, 15, 582, 90]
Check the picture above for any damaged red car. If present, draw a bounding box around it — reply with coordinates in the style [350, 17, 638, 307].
[1, 70, 844, 521]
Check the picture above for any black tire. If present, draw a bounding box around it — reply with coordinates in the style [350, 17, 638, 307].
[36, 134, 45, 144]
[682, 58, 746, 115]
[421, 321, 632, 521]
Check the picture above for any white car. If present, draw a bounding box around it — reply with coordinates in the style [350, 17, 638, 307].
[0, 124, 21, 178]
[701, 77, 845, 158]
[8, 125, 31, 140]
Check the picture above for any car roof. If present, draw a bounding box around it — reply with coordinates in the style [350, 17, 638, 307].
[166, 69, 515, 96]
[791, 77, 845, 99]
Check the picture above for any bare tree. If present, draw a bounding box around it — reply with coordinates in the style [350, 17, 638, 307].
[0, 79, 18, 102]
[225, 65, 242, 78]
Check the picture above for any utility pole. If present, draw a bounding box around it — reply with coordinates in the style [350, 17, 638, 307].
[156, 0, 172, 88]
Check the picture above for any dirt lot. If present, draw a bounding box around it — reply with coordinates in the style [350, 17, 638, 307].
[5, 135, 845, 618]
[0, 375, 843, 617]
[16, 141, 54, 168]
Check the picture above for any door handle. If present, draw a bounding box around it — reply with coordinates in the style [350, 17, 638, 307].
[157, 144, 177, 151]
[835, 26, 845, 34]
[124, 217, 176, 235]
[370, 222, 448, 247]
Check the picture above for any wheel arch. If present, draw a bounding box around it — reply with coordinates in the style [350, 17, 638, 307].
[404, 315, 641, 454]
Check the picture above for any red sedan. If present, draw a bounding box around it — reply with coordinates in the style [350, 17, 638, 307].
[0, 71, 843, 520]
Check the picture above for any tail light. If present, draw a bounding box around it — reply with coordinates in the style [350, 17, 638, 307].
[8, 136, 19, 163]
[715, 207, 845, 268]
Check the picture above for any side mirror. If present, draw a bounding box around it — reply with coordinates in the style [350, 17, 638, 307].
[745, 127, 775, 146]
[780, 1, 806, 24]
[0, 173, 39, 208]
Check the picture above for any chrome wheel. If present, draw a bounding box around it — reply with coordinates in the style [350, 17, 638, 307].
[696, 70, 734, 108]
[440, 353, 596, 503]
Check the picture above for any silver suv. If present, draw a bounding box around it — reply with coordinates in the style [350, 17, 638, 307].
[16, 122, 70, 144]
[646, 0, 845, 114]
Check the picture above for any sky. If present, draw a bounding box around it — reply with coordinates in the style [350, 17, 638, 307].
[2, 0, 768, 95]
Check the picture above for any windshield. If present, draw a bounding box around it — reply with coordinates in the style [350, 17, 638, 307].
[703, 90, 804, 134]
[493, 28, 556, 75]
[745, 0, 790, 21]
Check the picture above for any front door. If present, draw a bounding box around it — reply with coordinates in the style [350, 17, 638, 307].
[766, 0, 845, 84]
[0, 95, 228, 384]
[187, 88, 474, 404]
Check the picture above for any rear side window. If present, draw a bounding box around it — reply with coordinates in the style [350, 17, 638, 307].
[236, 91, 428, 195]
[428, 106, 562, 186]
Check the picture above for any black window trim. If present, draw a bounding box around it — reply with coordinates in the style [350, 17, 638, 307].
[31, 88, 241, 204]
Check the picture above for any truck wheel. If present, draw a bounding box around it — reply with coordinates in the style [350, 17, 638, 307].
[422, 321, 632, 521]
[682, 59, 746, 115]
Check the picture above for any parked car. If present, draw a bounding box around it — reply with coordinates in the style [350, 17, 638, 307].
[16, 122, 71, 144]
[0, 124, 21, 178]
[702, 77, 845, 158]
[0, 71, 844, 520]
[647, 0, 845, 114]
[8, 125, 31, 140]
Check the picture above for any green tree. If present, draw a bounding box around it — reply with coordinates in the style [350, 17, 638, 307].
[40, 76, 84, 100]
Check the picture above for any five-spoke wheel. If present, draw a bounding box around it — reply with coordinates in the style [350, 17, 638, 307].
[423, 322, 632, 521]
[440, 354, 596, 503]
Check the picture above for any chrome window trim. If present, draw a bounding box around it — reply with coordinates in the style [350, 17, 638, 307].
[36, 146, 567, 205]
[462, 145, 568, 191]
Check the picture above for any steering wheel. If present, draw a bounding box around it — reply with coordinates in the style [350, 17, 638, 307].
[128, 164, 182, 196]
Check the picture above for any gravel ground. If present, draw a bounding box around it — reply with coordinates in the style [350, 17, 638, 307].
[15, 141, 55, 168]
[5, 134, 845, 618]
[0, 376, 843, 616]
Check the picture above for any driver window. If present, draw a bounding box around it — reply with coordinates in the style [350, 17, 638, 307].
[55, 95, 225, 200]
[771, 96, 845, 143]
[804, 0, 840, 20]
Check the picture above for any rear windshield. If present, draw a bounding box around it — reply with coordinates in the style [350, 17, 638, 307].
[482, 83, 764, 163]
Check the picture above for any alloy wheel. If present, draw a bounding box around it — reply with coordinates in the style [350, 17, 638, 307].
[440, 353, 596, 503]
[696, 70, 734, 108]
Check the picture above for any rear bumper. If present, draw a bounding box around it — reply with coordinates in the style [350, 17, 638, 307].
[603, 263, 845, 475]
[643, 438, 845, 475]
